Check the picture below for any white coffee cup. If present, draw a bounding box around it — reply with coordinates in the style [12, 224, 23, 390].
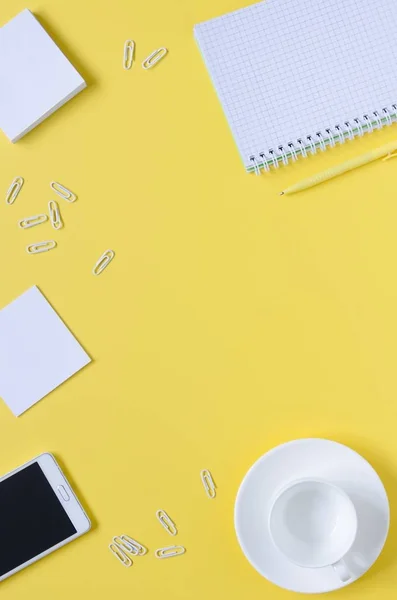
[269, 478, 357, 582]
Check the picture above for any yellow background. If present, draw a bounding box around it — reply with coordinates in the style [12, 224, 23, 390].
[0, 0, 396, 598]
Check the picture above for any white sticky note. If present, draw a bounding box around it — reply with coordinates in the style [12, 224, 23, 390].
[0, 286, 91, 416]
[0, 9, 86, 142]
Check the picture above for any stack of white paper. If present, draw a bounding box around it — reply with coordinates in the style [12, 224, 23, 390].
[0, 9, 86, 142]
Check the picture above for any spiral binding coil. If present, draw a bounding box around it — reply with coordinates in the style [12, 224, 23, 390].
[249, 105, 397, 174]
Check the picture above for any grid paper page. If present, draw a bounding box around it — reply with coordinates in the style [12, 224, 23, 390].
[194, 0, 397, 171]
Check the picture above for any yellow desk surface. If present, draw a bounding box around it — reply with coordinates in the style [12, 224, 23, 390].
[0, 0, 396, 598]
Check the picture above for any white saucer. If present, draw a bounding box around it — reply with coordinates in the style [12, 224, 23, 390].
[234, 439, 390, 594]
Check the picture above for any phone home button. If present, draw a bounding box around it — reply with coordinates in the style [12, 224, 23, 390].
[57, 485, 70, 501]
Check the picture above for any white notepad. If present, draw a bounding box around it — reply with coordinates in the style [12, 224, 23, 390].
[0, 9, 86, 142]
[0, 286, 91, 416]
[194, 0, 397, 173]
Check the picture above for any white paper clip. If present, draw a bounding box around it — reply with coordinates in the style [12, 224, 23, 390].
[18, 214, 48, 229]
[48, 200, 63, 230]
[5, 177, 24, 205]
[123, 40, 135, 69]
[142, 47, 168, 70]
[120, 535, 148, 556]
[92, 249, 115, 276]
[156, 510, 177, 536]
[109, 543, 132, 567]
[26, 240, 57, 254]
[113, 536, 139, 556]
[155, 546, 186, 559]
[50, 181, 77, 203]
[201, 469, 216, 499]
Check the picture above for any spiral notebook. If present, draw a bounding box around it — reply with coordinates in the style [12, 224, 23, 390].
[194, 0, 397, 173]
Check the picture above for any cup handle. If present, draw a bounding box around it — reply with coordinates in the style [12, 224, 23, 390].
[332, 559, 352, 583]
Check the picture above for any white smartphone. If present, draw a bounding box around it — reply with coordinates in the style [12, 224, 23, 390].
[0, 453, 91, 582]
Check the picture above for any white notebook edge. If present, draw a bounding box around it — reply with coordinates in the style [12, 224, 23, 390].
[194, 6, 397, 174]
[194, 18, 256, 171]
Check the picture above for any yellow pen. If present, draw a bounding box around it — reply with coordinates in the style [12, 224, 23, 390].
[280, 140, 397, 195]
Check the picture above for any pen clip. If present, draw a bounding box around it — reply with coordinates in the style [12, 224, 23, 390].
[382, 151, 397, 162]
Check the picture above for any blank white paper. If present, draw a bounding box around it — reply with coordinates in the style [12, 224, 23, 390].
[194, 0, 397, 170]
[0, 9, 86, 142]
[0, 286, 91, 416]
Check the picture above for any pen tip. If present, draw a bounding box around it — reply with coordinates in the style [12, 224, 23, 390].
[279, 191, 284, 196]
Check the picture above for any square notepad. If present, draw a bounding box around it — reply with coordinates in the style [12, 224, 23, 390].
[0, 9, 86, 142]
[0, 286, 91, 416]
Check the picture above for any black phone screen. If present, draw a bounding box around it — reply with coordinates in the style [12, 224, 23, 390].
[0, 462, 76, 576]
